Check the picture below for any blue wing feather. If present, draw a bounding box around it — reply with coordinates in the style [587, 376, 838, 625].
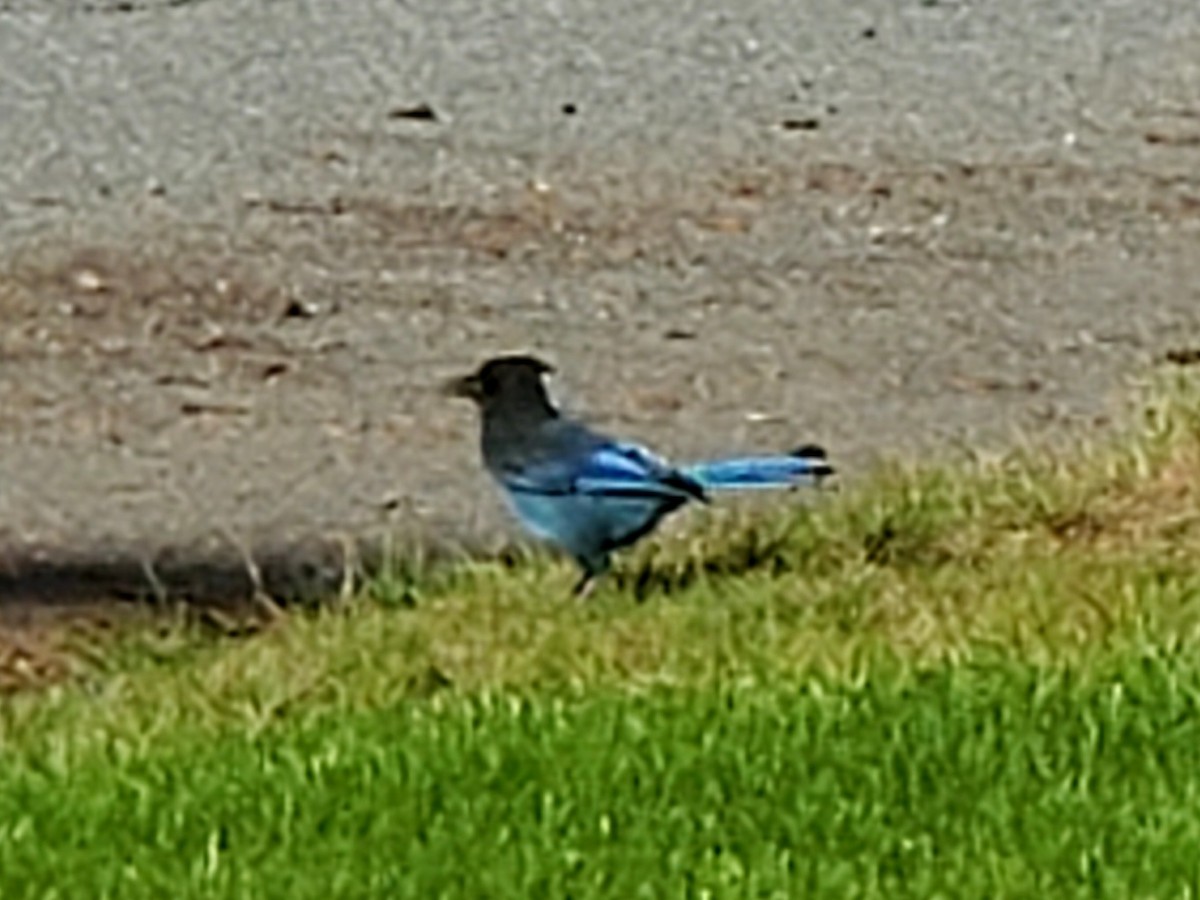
[503, 441, 702, 501]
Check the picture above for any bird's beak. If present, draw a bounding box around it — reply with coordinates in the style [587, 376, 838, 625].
[444, 373, 482, 401]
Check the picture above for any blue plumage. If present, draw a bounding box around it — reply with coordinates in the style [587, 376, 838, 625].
[683, 448, 831, 491]
[449, 355, 833, 595]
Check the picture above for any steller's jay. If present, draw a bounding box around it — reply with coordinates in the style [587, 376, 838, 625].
[447, 355, 833, 596]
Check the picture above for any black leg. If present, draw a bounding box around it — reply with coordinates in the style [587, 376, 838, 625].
[572, 571, 597, 600]
[572, 553, 611, 601]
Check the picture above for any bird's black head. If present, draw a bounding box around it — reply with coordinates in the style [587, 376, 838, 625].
[446, 355, 557, 417]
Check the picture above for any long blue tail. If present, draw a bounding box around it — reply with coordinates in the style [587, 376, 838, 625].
[681, 445, 834, 491]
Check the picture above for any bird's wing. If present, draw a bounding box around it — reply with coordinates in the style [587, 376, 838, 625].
[502, 441, 705, 502]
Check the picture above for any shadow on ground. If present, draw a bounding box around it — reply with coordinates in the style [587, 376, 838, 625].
[0, 540, 371, 620]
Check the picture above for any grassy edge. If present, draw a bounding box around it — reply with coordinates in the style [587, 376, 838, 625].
[0, 372, 1198, 757]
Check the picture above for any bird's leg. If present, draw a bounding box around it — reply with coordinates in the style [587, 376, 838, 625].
[572, 571, 598, 601]
[572, 555, 610, 601]
[572, 552, 613, 601]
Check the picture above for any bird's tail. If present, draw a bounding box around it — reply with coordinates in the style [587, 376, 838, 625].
[681, 444, 834, 491]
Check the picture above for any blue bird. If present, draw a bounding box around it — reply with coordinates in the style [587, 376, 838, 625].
[448, 355, 834, 596]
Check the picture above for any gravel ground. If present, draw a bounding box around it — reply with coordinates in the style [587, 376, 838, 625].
[0, 0, 1199, 609]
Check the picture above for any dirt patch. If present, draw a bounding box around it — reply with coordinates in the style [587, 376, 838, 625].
[1, 153, 1198, 625]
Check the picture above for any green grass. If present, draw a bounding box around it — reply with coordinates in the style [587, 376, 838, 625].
[3, 661, 1200, 898]
[3, 374, 1200, 897]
